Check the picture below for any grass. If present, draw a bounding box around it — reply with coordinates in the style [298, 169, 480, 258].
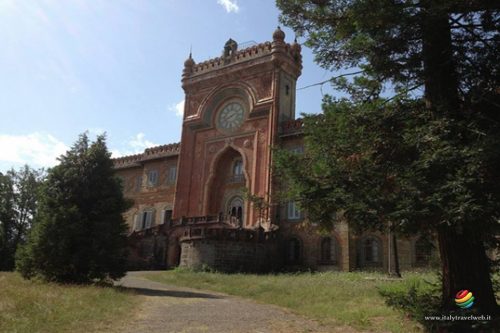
[0, 272, 139, 333]
[145, 269, 437, 333]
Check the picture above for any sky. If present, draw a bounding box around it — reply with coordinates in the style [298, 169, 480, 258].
[0, 0, 339, 172]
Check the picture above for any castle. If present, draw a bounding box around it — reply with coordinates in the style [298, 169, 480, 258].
[113, 28, 433, 272]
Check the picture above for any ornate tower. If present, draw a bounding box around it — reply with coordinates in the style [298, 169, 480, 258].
[173, 28, 302, 228]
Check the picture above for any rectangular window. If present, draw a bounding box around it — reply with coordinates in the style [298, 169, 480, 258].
[134, 214, 140, 231]
[135, 175, 142, 192]
[160, 209, 173, 224]
[167, 166, 177, 184]
[141, 210, 155, 229]
[147, 170, 158, 187]
[287, 201, 302, 220]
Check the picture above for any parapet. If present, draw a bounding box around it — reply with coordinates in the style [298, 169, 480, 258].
[113, 142, 180, 169]
[182, 27, 302, 80]
[280, 118, 304, 136]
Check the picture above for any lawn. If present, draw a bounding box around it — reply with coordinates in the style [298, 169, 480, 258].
[0, 272, 139, 333]
[145, 269, 437, 333]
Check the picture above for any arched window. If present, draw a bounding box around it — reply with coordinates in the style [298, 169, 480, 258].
[229, 159, 244, 183]
[286, 238, 301, 264]
[361, 237, 381, 266]
[233, 159, 243, 175]
[320, 237, 337, 263]
[227, 196, 244, 226]
[414, 237, 432, 266]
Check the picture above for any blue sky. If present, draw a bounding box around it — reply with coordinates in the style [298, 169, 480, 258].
[0, 0, 338, 172]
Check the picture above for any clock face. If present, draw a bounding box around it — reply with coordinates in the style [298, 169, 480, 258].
[217, 102, 245, 131]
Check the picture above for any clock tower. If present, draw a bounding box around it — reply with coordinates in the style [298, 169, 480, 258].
[173, 28, 302, 228]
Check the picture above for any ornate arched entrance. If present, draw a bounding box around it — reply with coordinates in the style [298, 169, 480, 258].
[205, 146, 248, 225]
[226, 195, 244, 227]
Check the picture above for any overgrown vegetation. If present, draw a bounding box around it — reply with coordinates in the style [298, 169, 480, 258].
[378, 275, 442, 332]
[0, 272, 138, 333]
[276, 0, 500, 321]
[145, 269, 438, 332]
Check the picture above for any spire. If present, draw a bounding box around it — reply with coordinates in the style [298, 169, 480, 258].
[184, 48, 195, 67]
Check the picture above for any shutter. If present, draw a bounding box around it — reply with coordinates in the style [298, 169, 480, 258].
[145, 211, 151, 229]
[151, 209, 156, 227]
[134, 214, 140, 231]
[160, 209, 166, 225]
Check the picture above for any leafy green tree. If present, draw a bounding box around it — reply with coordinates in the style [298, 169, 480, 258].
[16, 134, 131, 283]
[10, 167, 43, 246]
[0, 167, 44, 271]
[277, 0, 499, 114]
[276, 0, 499, 315]
[0, 172, 15, 270]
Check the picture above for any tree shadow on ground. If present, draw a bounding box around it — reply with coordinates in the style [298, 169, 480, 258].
[116, 286, 223, 299]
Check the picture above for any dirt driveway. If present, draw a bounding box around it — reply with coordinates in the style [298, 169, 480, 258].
[115, 271, 360, 333]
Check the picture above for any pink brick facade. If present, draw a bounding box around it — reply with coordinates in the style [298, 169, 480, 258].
[114, 29, 436, 272]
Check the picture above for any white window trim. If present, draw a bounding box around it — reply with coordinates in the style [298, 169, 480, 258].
[135, 209, 156, 230]
[167, 166, 177, 184]
[147, 170, 159, 187]
[287, 201, 302, 220]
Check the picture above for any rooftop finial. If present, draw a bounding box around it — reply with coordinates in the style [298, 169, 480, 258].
[273, 26, 285, 41]
[223, 38, 238, 58]
[184, 46, 195, 69]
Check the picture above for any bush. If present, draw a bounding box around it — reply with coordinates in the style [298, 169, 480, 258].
[378, 274, 498, 332]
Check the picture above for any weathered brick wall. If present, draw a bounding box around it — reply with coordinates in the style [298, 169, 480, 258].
[180, 239, 278, 273]
[279, 218, 437, 272]
[115, 155, 178, 232]
[127, 232, 169, 270]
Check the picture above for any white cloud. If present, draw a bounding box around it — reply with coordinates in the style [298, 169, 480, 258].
[129, 132, 157, 151]
[111, 133, 158, 158]
[169, 100, 185, 118]
[217, 0, 239, 13]
[0, 133, 69, 169]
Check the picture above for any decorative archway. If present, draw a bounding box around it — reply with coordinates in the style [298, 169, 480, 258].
[203, 146, 249, 223]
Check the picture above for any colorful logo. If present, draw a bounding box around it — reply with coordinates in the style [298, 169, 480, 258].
[455, 290, 474, 309]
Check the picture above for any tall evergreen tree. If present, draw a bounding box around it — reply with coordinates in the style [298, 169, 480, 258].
[16, 134, 131, 283]
[276, 0, 499, 315]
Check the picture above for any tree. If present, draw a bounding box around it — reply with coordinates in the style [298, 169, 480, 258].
[8, 166, 44, 244]
[16, 134, 131, 283]
[0, 167, 44, 271]
[0, 172, 15, 270]
[276, 0, 499, 316]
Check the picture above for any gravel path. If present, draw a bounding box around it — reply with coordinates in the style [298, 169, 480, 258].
[115, 271, 361, 333]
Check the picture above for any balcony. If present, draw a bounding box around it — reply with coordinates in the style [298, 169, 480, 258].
[227, 174, 245, 184]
